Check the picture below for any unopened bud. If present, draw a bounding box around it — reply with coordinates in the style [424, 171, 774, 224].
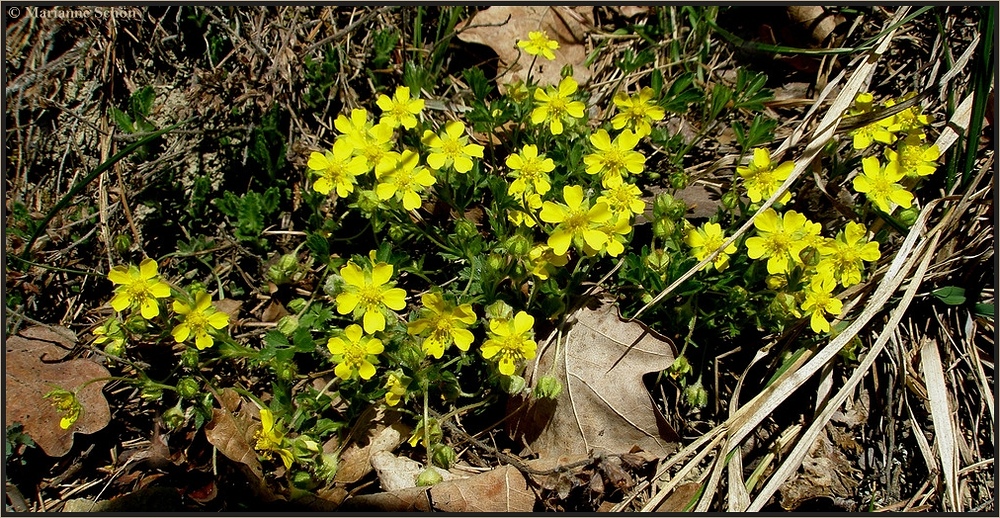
[176, 377, 200, 399]
[276, 315, 299, 336]
[534, 375, 563, 399]
[432, 444, 456, 469]
[416, 467, 444, 487]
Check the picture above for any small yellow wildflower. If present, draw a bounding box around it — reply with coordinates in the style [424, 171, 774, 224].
[585, 215, 632, 257]
[407, 292, 477, 359]
[334, 108, 374, 149]
[517, 30, 559, 60]
[530, 76, 586, 136]
[848, 93, 895, 150]
[885, 93, 931, 134]
[745, 208, 810, 275]
[817, 221, 881, 287]
[421, 121, 484, 174]
[45, 388, 82, 429]
[583, 129, 646, 187]
[737, 147, 794, 204]
[335, 256, 408, 334]
[853, 156, 913, 213]
[506, 144, 554, 196]
[171, 292, 230, 350]
[327, 324, 384, 381]
[597, 182, 646, 218]
[527, 243, 569, 280]
[800, 274, 843, 334]
[255, 408, 294, 469]
[885, 134, 940, 179]
[509, 192, 543, 228]
[376, 86, 425, 129]
[481, 311, 537, 376]
[308, 139, 369, 197]
[383, 371, 411, 407]
[539, 184, 612, 256]
[685, 222, 738, 271]
[357, 123, 396, 174]
[375, 149, 436, 211]
[108, 259, 172, 319]
[611, 87, 665, 138]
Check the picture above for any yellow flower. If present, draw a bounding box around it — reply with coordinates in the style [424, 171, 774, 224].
[885, 93, 931, 134]
[481, 311, 537, 376]
[527, 243, 569, 280]
[685, 222, 738, 271]
[885, 134, 940, 179]
[421, 121, 484, 174]
[171, 292, 230, 350]
[847, 93, 895, 150]
[800, 274, 843, 334]
[585, 214, 632, 257]
[517, 30, 559, 60]
[853, 156, 913, 213]
[308, 139, 369, 197]
[737, 147, 793, 204]
[584, 129, 646, 187]
[108, 258, 172, 319]
[255, 408, 294, 469]
[817, 221, 881, 287]
[375, 149, 436, 211]
[506, 144, 554, 196]
[611, 87, 665, 138]
[597, 182, 646, 218]
[327, 324, 384, 381]
[335, 256, 408, 333]
[407, 292, 477, 359]
[383, 371, 411, 407]
[744, 208, 810, 275]
[376, 86, 425, 129]
[530, 76, 586, 136]
[92, 317, 126, 352]
[508, 192, 543, 228]
[334, 108, 373, 149]
[45, 388, 82, 429]
[539, 184, 612, 256]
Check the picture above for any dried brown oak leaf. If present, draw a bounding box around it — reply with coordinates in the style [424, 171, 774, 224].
[457, 6, 596, 91]
[510, 301, 679, 468]
[5, 326, 110, 457]
[204, 388, 265, 481]
[340, 465, 534, 512]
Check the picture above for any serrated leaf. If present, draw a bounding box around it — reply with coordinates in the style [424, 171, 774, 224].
[932, 286, 966, 305]
[130, 85, 156, 118]
[109, 106, 134, 133]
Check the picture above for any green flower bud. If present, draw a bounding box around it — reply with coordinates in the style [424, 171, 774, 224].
[533, 375, 563, 400]
[683, 379, 709, 408]
[388, 224, 407, 242]
[112, 234, 132, 254]
[355, 189, 380, 213]
[653, 218, 676, 239]
[653, 193, 676, 218]
[291, 471, 317, 490]
[176, 377, 200, 399]
[500, 374, 526, 394]
[727, 286, 749, 305]
[504, 234, 531, 258]
[276, 315, 299, 336]
[669, 171, 689, 190]
[897, 206, 919, 227]
[180, 347, 200, 369]
[721, 190, 740, 211]
[454, 218, 478, 241]
[273, 360, 298, 381]
[432, 444, 457, 469]
[287, 298, 308, 314]
[316, 452, 339, 483]
[162, 406, 185, 431]
[485, 300, 514, 321]
[104, 340, 126, 358]
[141, 384, 164, 401]
[486, 253, 507, 273]
[416, 467, 444, 487]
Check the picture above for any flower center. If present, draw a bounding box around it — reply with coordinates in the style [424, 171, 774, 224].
[359, 284, 385, 308]
[442, 139, 462, 156]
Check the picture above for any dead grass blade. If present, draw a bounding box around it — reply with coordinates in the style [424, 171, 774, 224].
[920, 336, 961, 511]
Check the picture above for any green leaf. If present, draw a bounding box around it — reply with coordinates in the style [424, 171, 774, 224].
[974, 302, 995, 318]
[462, 67, 491, 100]
[932, 286, 966, 305]
[130, 85, 156, 119]
[709, 83, 733, 120]
[109, 106, 134, 133]
[306, 232, 331, 263]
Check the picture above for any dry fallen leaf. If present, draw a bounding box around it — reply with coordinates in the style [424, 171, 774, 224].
[371, 451, 464, 491]
[204, 388, 264, 480]
[510, 300, 679, 467]
[457, 6, 596, 90]
[340, 465, 535, 512]
[333, 408, 411, 485]
[778, 426, 862, 510]
[5, 326, 110, 457]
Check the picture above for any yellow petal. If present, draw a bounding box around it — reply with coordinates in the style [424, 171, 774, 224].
[363, 310, 386, 334]
[371, 263, 394, 286]
[139, 258, 158, 280]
